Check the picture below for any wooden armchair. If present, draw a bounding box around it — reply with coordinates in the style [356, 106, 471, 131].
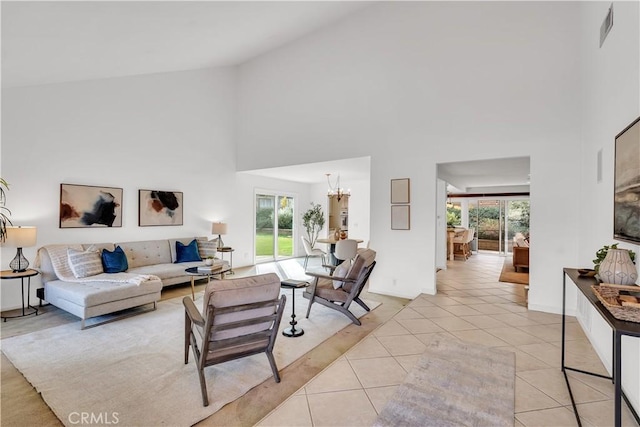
[183, 273, 286, 406]
[303, 249, 376, 326]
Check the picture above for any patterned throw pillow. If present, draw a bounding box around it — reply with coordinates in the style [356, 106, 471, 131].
[175, 239, 202, 263]
[68, 247, 104, 278]
[197, 237, 218, 259]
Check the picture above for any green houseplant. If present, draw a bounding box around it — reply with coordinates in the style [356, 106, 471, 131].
[0, 178, 11, 242]
[302, 203, 325, 248]
[593, 243, 636, 273]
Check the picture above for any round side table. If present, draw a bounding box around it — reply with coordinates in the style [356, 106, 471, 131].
[216, 247, 235, 275]
[1, 269, 39, 321]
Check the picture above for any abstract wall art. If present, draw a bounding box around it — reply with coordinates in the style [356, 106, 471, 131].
[139, 190, 183, 226]
[60, 183, 123, 228]
[613, 116, 640, 244]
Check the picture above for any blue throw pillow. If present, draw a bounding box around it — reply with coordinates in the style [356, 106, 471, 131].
[176, 239, 202, 263]
[101, 246, 129, 273]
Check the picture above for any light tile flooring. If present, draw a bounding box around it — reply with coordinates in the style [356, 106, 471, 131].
[257, 253, 639, 427]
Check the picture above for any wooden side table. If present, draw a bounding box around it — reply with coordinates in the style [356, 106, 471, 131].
[216, 247, 235, 275]
[1, 269, 39, 320]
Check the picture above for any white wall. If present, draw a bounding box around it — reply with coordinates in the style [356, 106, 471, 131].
[0, 68, 313, 310]
[237, 1, 583, 302]
[578, 0, 640, 413]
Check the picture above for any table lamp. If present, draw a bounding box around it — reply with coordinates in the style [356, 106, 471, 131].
[4, 226, 37, 272]
[211, 222, 227, 249]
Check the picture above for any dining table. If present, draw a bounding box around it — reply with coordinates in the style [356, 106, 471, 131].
[316, 237, 364, 266]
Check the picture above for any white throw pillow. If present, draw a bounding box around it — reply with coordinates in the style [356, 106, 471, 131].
[197, 237, 218, 259]
[67, 247, 103, 278]
[332, 260, 351, 289]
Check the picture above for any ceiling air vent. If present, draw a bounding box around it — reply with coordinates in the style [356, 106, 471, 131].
[600, 3, 613, 48]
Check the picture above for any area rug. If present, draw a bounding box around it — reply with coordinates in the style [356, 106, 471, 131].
[498, 257, 529, 285]
[374, 337, 515, 427]
[1, 289, 379, 427]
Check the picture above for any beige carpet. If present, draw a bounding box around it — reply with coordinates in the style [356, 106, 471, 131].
[498, 257, 529, 285]
[374, 337, 515, 427]
[1, 290, 378, 427]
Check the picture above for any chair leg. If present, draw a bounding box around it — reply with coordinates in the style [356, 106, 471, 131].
[354, 297, 370, 312]
[304, 255, 309, 270]
[188, 332, 209, 406]
[266, 351, 281, 383]
[305, 298, 314, 318]
[184, 312, 191, 364]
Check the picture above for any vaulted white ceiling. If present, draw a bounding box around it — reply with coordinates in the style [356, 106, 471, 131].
[1, 1, 530, 192]
[1, 1, 370, 88]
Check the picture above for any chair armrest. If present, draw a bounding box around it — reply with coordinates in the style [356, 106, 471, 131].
[183, 296, 205, 327]
[304, 271, 356, 283]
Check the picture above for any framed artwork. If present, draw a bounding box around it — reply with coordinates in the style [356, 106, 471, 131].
[613, 116, 640, 244]
[391, 178, 410, 204]
[60, 183, 123, 228]
[139, 190, 183, 226]
[391, 205, 410, 230]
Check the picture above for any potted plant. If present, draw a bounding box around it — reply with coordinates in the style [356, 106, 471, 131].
[593, 243, 636, 274]
[204, 256, 215, 266]
[302, 203, 325, 248]
[0, 178, 11, 243]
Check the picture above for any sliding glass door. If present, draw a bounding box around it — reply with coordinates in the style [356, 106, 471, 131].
[255, 193, 294, 263]
[468, 199, 529, 255]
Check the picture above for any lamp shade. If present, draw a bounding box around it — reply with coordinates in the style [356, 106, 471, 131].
[4, 226, 37, 248]
[212, 222, 227, 235]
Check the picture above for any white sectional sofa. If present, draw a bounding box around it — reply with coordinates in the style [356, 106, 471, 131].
[36, 237, 227, 328]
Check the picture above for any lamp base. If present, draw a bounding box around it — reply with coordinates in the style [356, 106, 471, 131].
[10, 248, 29, 272]
[217, 235, 225, 249]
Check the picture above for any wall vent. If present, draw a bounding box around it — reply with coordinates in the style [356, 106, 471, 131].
[600, 3, 613, 48]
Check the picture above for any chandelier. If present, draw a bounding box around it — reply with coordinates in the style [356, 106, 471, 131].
[326, 173, 350, 201]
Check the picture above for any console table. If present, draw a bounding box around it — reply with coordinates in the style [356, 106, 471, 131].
[562, 268, 640, 427]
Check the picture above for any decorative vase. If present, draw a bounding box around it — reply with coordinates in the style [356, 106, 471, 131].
[340, 230, 347, 240]
[204, 258, 214, 266]
[598, 249, 638, 285]
[334, 229, 341, 240]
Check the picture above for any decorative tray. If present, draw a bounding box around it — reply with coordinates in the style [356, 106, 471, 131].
[591, 283, 640, 323]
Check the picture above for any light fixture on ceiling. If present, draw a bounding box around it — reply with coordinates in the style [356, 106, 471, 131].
[326, 173, 350, 201]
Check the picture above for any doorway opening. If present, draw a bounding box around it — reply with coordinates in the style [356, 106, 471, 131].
[255, 193, 295, 264]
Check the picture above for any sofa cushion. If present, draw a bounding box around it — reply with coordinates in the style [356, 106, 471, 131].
[102, 246, 129, 273]
[117, 240, 172, 269]
[68, 248, 104, 278]
[127, 261, 202, 281]
[176, 239, 201, 263]
[45, 277, 163, 307]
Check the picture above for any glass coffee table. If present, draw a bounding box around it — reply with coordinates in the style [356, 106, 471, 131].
[185, 265, 231, 299]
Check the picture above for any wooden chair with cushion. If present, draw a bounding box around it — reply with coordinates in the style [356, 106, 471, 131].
[303, 249, 376, 326]
[183, 273, 286, 406]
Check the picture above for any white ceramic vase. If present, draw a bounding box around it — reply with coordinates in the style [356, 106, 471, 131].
[598, 248, 638, 285]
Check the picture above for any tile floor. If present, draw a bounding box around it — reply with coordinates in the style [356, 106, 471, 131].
[257, 253, 639, 427]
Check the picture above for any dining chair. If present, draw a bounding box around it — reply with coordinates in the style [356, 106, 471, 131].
[301, 236, 327, 270]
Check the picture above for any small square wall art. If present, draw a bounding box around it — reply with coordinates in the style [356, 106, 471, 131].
[60, 183, 123, 228]
[139, 190, 183, 226]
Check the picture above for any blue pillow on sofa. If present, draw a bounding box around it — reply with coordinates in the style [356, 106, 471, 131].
[176, 239, 202, 263]
[101, 246, 129, 273]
